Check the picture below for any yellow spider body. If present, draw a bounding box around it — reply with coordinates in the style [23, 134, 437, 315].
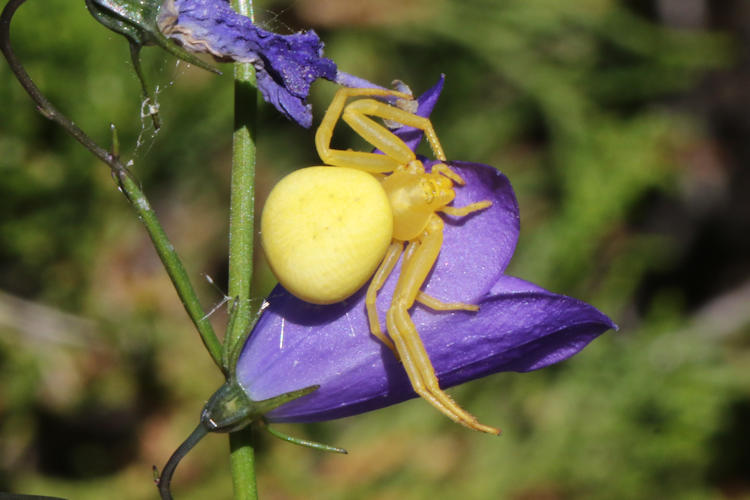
[261, 166, 393, 304]
[261, 88, 498, 434]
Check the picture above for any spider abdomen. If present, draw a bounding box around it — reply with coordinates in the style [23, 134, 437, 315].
[261, 166, 393, 304]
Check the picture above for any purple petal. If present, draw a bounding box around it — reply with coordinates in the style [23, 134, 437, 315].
[334, 71, 387, 91]
[236, 276, 614, 423]
[235, 161, 612, 422]
[369, 76, 446, 155]
[159, 0, 337, 127]
[393, 75, 445, 152]
[431, 275, 617, 378]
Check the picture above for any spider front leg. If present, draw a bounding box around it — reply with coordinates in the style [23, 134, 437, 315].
[314, 88, 447, 174]
[385, 215, 501, 435]
[415, 292, 479, 312]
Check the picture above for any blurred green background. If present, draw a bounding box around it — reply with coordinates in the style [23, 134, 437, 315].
[2, 0, 749, 498]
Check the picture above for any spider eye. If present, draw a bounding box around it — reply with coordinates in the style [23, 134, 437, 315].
[419, 178, 435, 203]
[261, 167, 393, 304]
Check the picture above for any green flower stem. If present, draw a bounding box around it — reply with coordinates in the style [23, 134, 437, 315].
[224, 0, 260, 367]
[229, 427, 258, 500]
[223, 60, 258, 365]
[227, 0, 259, 498]
[0, 0, 224, 371]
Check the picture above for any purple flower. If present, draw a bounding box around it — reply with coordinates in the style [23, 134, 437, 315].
[235, 78, 616, 423]
[237, 161, 614, 422]
[158, 0, 337, 127]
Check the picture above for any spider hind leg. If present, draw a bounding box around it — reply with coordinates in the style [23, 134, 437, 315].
[366, 242, 403, 355]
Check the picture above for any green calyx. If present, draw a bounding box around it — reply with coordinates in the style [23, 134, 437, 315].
[157, 382, 321, 498]
[201, 382, 319, 434]
[85, 0, 220, 129]
[84, 0, 220, 74]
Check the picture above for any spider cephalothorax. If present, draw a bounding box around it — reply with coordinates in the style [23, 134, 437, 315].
[261, 87, 497, 434]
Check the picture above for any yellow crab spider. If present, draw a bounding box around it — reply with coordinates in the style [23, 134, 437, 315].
[261, 87, 498, 434]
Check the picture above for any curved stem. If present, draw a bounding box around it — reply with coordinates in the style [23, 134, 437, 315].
[0, 0, 224, 372]
[1, 0, 112, 165]
[157, 424, 209, 500]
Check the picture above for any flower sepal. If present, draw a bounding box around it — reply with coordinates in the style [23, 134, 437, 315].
[201, 381, 319, 433]
[84, 0, 220, 74]
[156, 381, 321, 498]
